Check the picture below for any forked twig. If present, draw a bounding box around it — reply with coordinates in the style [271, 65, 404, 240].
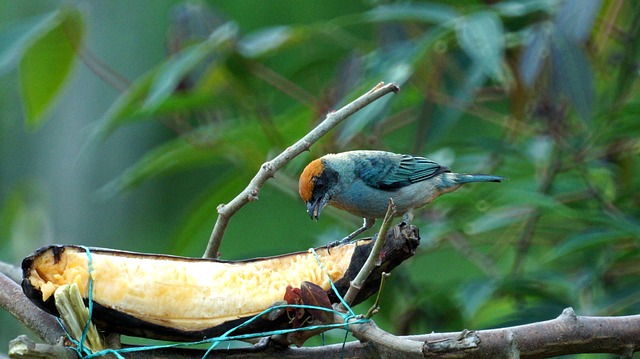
[366, 272, 390, 318]
[203, 82, 400, 258]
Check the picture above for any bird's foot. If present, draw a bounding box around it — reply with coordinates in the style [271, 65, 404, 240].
[326, 236, 353, 252]
[326, 218, 376, 253]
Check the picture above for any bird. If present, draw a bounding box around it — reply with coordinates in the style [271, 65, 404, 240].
[298, 150, 505, 245]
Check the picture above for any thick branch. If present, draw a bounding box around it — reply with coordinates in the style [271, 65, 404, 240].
[0, 261, 21, 283]
[203, 82, 400, 258]
[405, 308, 640, 358]
[0, 273, 67, 346]
[17, 308, 634, 359]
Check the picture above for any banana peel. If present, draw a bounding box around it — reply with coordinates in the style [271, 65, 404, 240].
[22, 225, 419, 341]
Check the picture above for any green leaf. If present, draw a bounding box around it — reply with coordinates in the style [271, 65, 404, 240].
[18, 8, 84, 130]
[91, 65, 219, 143]
[457, 279, 498, 320]
[142, 22, 238, 112]
[494, 187, 578, 218]
[543, 230, 630, 263]
[367, 3, 460, 24]
[426, 61, 489, 142]
[455, 11, 505, 81]
[239, 26, 299, 58]
[0, 184, 50, 260]
[554, 0, 601, 43]
[90, 70, 156, 141]
[336, 81, 398, 145]
[337, 33, 432, 145]
[492, 0, 558, 17]
[463, 207, 530, 235]
[519, 24, 551, 87]
[97, 135, 221, 197]
[549, 33, 594, 121]
[97, 111, 282, 196]
[169, 172, 245, 256]
[0, 13, 52, 73]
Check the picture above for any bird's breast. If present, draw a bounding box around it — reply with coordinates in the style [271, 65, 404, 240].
[329, 178, 452, 219]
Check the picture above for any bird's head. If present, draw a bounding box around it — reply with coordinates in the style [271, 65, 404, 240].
[299, 158, 339, 221]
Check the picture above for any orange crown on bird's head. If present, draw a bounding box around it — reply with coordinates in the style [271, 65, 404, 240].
[299, 158, 324, 202]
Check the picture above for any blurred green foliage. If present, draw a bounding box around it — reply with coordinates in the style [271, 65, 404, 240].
[1, 0, 640, 357]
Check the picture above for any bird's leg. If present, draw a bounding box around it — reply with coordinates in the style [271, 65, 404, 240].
[342, 217, 376, 243]
[327, 218, 376, 249]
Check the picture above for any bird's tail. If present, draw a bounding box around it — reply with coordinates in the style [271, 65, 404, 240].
[454, 174, 506, 184]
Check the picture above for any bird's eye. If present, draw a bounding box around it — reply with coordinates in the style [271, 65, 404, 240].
[315, 178, 324, 189]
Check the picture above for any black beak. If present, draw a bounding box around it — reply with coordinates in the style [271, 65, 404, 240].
[306, 196, 326, 221]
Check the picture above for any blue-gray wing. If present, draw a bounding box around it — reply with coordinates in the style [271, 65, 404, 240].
[357, 154, 450, 190]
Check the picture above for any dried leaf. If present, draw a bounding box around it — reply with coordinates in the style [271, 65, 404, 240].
[300, 281, 333, 324]
[284, 285, 302, 305]
[283, 285, 305, 325]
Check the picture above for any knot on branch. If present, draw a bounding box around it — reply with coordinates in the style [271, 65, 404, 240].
[423, 330, 480, 355]
[261, 162, 275, 176]
[247, 189, 259, 201]
[559, 307, 578, 321]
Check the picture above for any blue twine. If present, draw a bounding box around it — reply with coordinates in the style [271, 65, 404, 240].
[59, 246, 95, 358]
[80, 246, 94, 354]
[309, 248, 356, 318]
[60, 246, 369, 358]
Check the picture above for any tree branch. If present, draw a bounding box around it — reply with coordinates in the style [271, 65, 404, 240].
[8, 335, 76, 359]
[203, 82, 400, 258]
[339, 198, 396, 310]
[406, 308, 640, 358]
[0, 273, 67, 346]
[0, 261, 21, 283]
[14, 307, 636, 359]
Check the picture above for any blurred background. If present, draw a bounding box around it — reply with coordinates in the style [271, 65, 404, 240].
[1, 0, 639, 357]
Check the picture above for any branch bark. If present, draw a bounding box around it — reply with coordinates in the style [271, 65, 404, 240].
[14, 307, 637, 359]
[5, 242, 640, 358]
[0, 273, 68, 346]
[407, 308, 640, 358]
[0, 261, 21, 283]
[203, 82, 401, 258]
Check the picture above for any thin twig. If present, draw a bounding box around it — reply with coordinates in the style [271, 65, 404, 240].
[247, 61, 316, 108]
[78, 47, 131, 93]
[62, 15, 131, 93]
[365, 272, 390, 318]
[511, 146, 562, 274]
[339, 198, 396, 310]
[203, 82, 400, 258]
